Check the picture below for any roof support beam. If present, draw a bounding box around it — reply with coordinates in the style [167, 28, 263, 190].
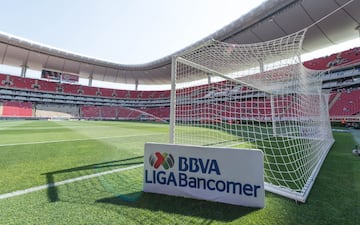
[135, 79, 139, 91]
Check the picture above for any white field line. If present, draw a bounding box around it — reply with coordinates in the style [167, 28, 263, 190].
[0, 133, 165, 147]
[0, 163, 144, 200]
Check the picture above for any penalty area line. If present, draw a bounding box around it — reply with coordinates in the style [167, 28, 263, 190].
[0, 163, 144, 200]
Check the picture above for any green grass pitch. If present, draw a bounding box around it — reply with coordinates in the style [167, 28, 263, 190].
[0, 120, 358, 225]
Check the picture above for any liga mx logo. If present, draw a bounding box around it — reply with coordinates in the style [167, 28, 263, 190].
[149, 152, 174, 170]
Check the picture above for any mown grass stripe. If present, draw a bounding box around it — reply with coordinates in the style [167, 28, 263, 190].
[0, 133, 165, 147]
[0, 125, 129, 130]
[0, 163, 144, 200]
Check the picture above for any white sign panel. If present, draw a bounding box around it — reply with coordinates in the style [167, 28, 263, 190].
[143, 143, 264, 208]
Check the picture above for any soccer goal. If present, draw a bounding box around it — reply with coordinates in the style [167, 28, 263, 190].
[169, 29, 334, 202]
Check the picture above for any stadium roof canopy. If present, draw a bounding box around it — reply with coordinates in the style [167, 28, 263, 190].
[0, 0, 359, 86]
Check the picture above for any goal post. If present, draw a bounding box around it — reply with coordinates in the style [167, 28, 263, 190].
[169, 29, 334, 202]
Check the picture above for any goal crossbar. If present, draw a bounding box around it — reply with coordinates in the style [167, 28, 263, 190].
[176, 57, 270, 94]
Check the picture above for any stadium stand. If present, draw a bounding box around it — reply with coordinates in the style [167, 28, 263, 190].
[117, 106, 142, 120]
[329, 89, 360, 116]
[35, 103, 80, 118]
[0, 73, 169, 100]
[303, 47, 360, 70]
[99, 87, 114, 98]
[80, 105, 101, 118]
[127, 90, 138, 99]
[0, 47, 359, 122]
[81, 86, 98, 96]
[11, 76, 33, 89]
[142, 107, 170, 119]
[100, 106, 117, 118]
[62, 83, 81, 95]
[1, 101, 33, 117]
[37, 80, 58, 92]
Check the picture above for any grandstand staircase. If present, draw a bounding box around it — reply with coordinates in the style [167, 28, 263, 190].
[328, 92, 342, 111]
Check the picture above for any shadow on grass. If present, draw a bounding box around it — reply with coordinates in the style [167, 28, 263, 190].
[96, 192, 258, 222]
[42, 156, 144, 175]
[41, 154, 258, 222]
[277, 131, 360, 225]
[41, 156, 144, 203]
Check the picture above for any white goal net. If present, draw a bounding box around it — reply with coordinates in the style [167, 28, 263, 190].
[169, 29, 334, 202]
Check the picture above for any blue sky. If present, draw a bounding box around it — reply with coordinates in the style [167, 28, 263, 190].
[0, 0, 270, 64]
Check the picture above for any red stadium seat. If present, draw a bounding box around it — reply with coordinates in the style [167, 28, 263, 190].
[1, 101, 33, 117]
